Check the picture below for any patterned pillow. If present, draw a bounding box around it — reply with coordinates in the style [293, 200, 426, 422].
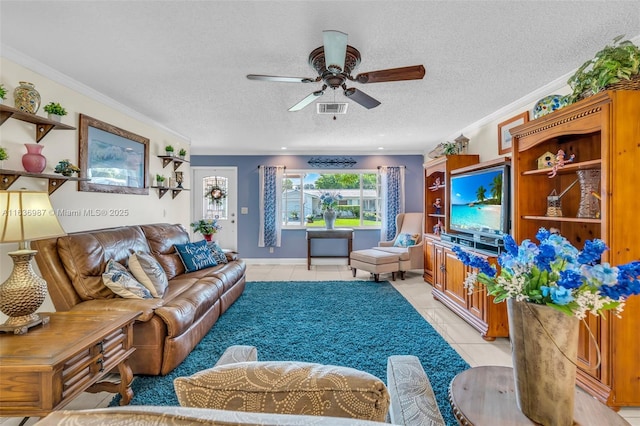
[175, 240, 218, 273]
[102, 259, 152, 299]
[174, 361, 390, 422]
[393, 233, 420, 247]
[128, 252, 169, 298]
[207, 241, 228, 264]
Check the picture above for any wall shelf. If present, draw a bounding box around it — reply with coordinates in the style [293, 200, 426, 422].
[0, 104, 76, 143]
[0, 169, 90, 194]
[151, 186, 190, 199]
[157, 155, 189, 170]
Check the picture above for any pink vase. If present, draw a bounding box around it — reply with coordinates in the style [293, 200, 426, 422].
[22, 143, 46, 173]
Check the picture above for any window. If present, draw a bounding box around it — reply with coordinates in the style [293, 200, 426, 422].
[282, 171, 381, 228]
[202, 176, 228, 220]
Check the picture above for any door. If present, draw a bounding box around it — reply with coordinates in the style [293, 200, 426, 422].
[192, 167, 238, 250]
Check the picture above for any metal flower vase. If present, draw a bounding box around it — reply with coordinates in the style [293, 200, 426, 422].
[323, 209, 337, 230]
[507, 299, 579, 426]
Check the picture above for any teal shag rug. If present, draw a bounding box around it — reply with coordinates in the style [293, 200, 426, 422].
[111, 280, 469, 425]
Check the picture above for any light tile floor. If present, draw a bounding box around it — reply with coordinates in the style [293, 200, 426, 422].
[2, 263, 638, 425]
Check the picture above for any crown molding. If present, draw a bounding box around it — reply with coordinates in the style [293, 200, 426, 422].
[0, 44, 190, 143]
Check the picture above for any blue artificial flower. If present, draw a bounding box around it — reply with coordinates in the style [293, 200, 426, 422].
[503, 234, 519, 257]
[452, 228, 640, 317]
[577, 239, 608, 265]
[541, 285, 574, 305]
[558, 269, 583, 289]
[536, 227, 550, 242]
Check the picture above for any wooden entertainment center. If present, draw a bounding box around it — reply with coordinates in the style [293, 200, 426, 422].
[423, 156, 509, 341]
[424, 90, 640, 407]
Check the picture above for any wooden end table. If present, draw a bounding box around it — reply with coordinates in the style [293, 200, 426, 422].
[448, 366, 629, 425]
[0, 310, 140, 420]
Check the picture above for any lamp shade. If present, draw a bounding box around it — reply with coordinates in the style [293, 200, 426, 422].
[0, 191, 66, 244]
[323, 30, 348, 73]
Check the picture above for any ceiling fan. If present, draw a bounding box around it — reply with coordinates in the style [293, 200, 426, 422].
[246, 30, 426, 111]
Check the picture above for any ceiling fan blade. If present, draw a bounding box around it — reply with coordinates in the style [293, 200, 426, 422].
[354, 65, 426, 84]
[323, 30, 348, 73]
[288, 90, 324, 112]
[343, 88, 381, 109]
[247, 74, 317, 83]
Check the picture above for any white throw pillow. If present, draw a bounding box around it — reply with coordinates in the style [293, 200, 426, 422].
[128, 252, 169, 298]
[102, 259, 152, 299]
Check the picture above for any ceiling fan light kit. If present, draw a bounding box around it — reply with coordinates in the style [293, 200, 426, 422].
[247, 30, 425, 112]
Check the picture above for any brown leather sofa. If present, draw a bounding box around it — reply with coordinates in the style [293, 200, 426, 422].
[32, 223, 246, 376]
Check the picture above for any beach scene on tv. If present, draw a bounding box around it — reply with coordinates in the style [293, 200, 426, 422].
[450, 169, 505, 236]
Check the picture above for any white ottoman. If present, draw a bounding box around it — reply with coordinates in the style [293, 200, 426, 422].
[350, 249, 400, 282]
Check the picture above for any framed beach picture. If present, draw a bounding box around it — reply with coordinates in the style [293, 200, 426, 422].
[498, 111, 529, 155]
[79, 114, 149, 195]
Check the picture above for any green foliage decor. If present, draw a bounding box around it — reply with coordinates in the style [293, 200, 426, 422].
[566, 35, 640, 104]
[155, 174, 166, 182]
[165, 145, 174, 153]
[0, 84, 7, 100]
[43, 102, 68, 116]
[0, 146, 8, 161]
[190, 219, 222, 235]
[179, 148, 187, 156]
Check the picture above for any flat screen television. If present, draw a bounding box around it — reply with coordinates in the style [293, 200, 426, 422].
[449, 164, 510, 239]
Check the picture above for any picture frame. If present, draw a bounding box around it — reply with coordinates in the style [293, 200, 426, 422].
[79, 114, 149, 195]
[497, 111, 529, 155]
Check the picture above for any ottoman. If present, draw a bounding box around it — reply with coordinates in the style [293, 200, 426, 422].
[350, 249, 401, 282]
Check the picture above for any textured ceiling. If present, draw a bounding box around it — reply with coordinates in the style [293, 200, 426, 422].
[1, 1, 639, 155]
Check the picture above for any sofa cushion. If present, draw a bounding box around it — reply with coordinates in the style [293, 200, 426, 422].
[175, 240, 218, 273]
[174, 361, 390, 422]
[102, 259, 153, 299]
[57, 226, 152, 300]
[140, 224, 190, 280]
[207, 241, 229, 264]
[393, 233, 419, 247]
[128, 251, 169, 297]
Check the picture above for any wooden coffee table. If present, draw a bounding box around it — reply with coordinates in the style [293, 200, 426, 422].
[0, 310, 140, 419]
[448, 366, 629, 425]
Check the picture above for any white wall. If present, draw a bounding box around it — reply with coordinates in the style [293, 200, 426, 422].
[0, 58, 191, 318]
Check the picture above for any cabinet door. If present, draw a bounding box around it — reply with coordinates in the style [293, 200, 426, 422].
[442, 247, 466, 308]
[424, 237, 434, 283]
[467, 265, 485, 320]
[433, 244, 445, 291]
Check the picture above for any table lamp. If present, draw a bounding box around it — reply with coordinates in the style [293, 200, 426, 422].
[0, 190, 66, 334]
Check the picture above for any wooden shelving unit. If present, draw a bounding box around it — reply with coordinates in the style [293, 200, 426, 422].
[510, 90, 640, 408]
[0, 104, 75, 142]
[158, 155, 189, 170]
[0, 169, 89, 194]
[151, 186, 189, 199]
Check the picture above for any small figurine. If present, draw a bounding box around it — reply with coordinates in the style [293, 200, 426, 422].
[433, 220, 443, 235]
[431, 177, 441, 191]
[548, 149, 576, 178]
[433, 198, 442, 214]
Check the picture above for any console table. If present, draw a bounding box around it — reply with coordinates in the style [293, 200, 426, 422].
[448, 366, 629, 425]
[0, 310, 139, 419]
[306, 228, 354, 270]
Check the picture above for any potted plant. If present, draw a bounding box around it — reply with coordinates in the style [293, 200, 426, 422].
[0, 84, 6, 104]
[566, 35, 640, 104]
[165, 145, 175, 157]
[54, 159, 81, 177]
[190, 219, 222, 241]
[43, 102, 68, 122]
[178, 148, 187, 159]
[156, 174, 166, 188]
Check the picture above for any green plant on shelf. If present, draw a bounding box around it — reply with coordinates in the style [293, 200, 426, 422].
[179, 148, 187, 157]
[165, 145, 174, 155]
[43, 102, 68, 116]
[0, 146, 8, 161]
[0, 83, 7, 100]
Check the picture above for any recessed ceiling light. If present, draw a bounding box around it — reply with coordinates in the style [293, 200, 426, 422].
[378, 147, 384, 150]
[281, 147, 287, 150]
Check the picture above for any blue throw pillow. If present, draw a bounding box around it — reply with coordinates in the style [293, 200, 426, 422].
[393, 233, 419, 248]
[175, 240, 218, 273]
[207, 241, 229, 264]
